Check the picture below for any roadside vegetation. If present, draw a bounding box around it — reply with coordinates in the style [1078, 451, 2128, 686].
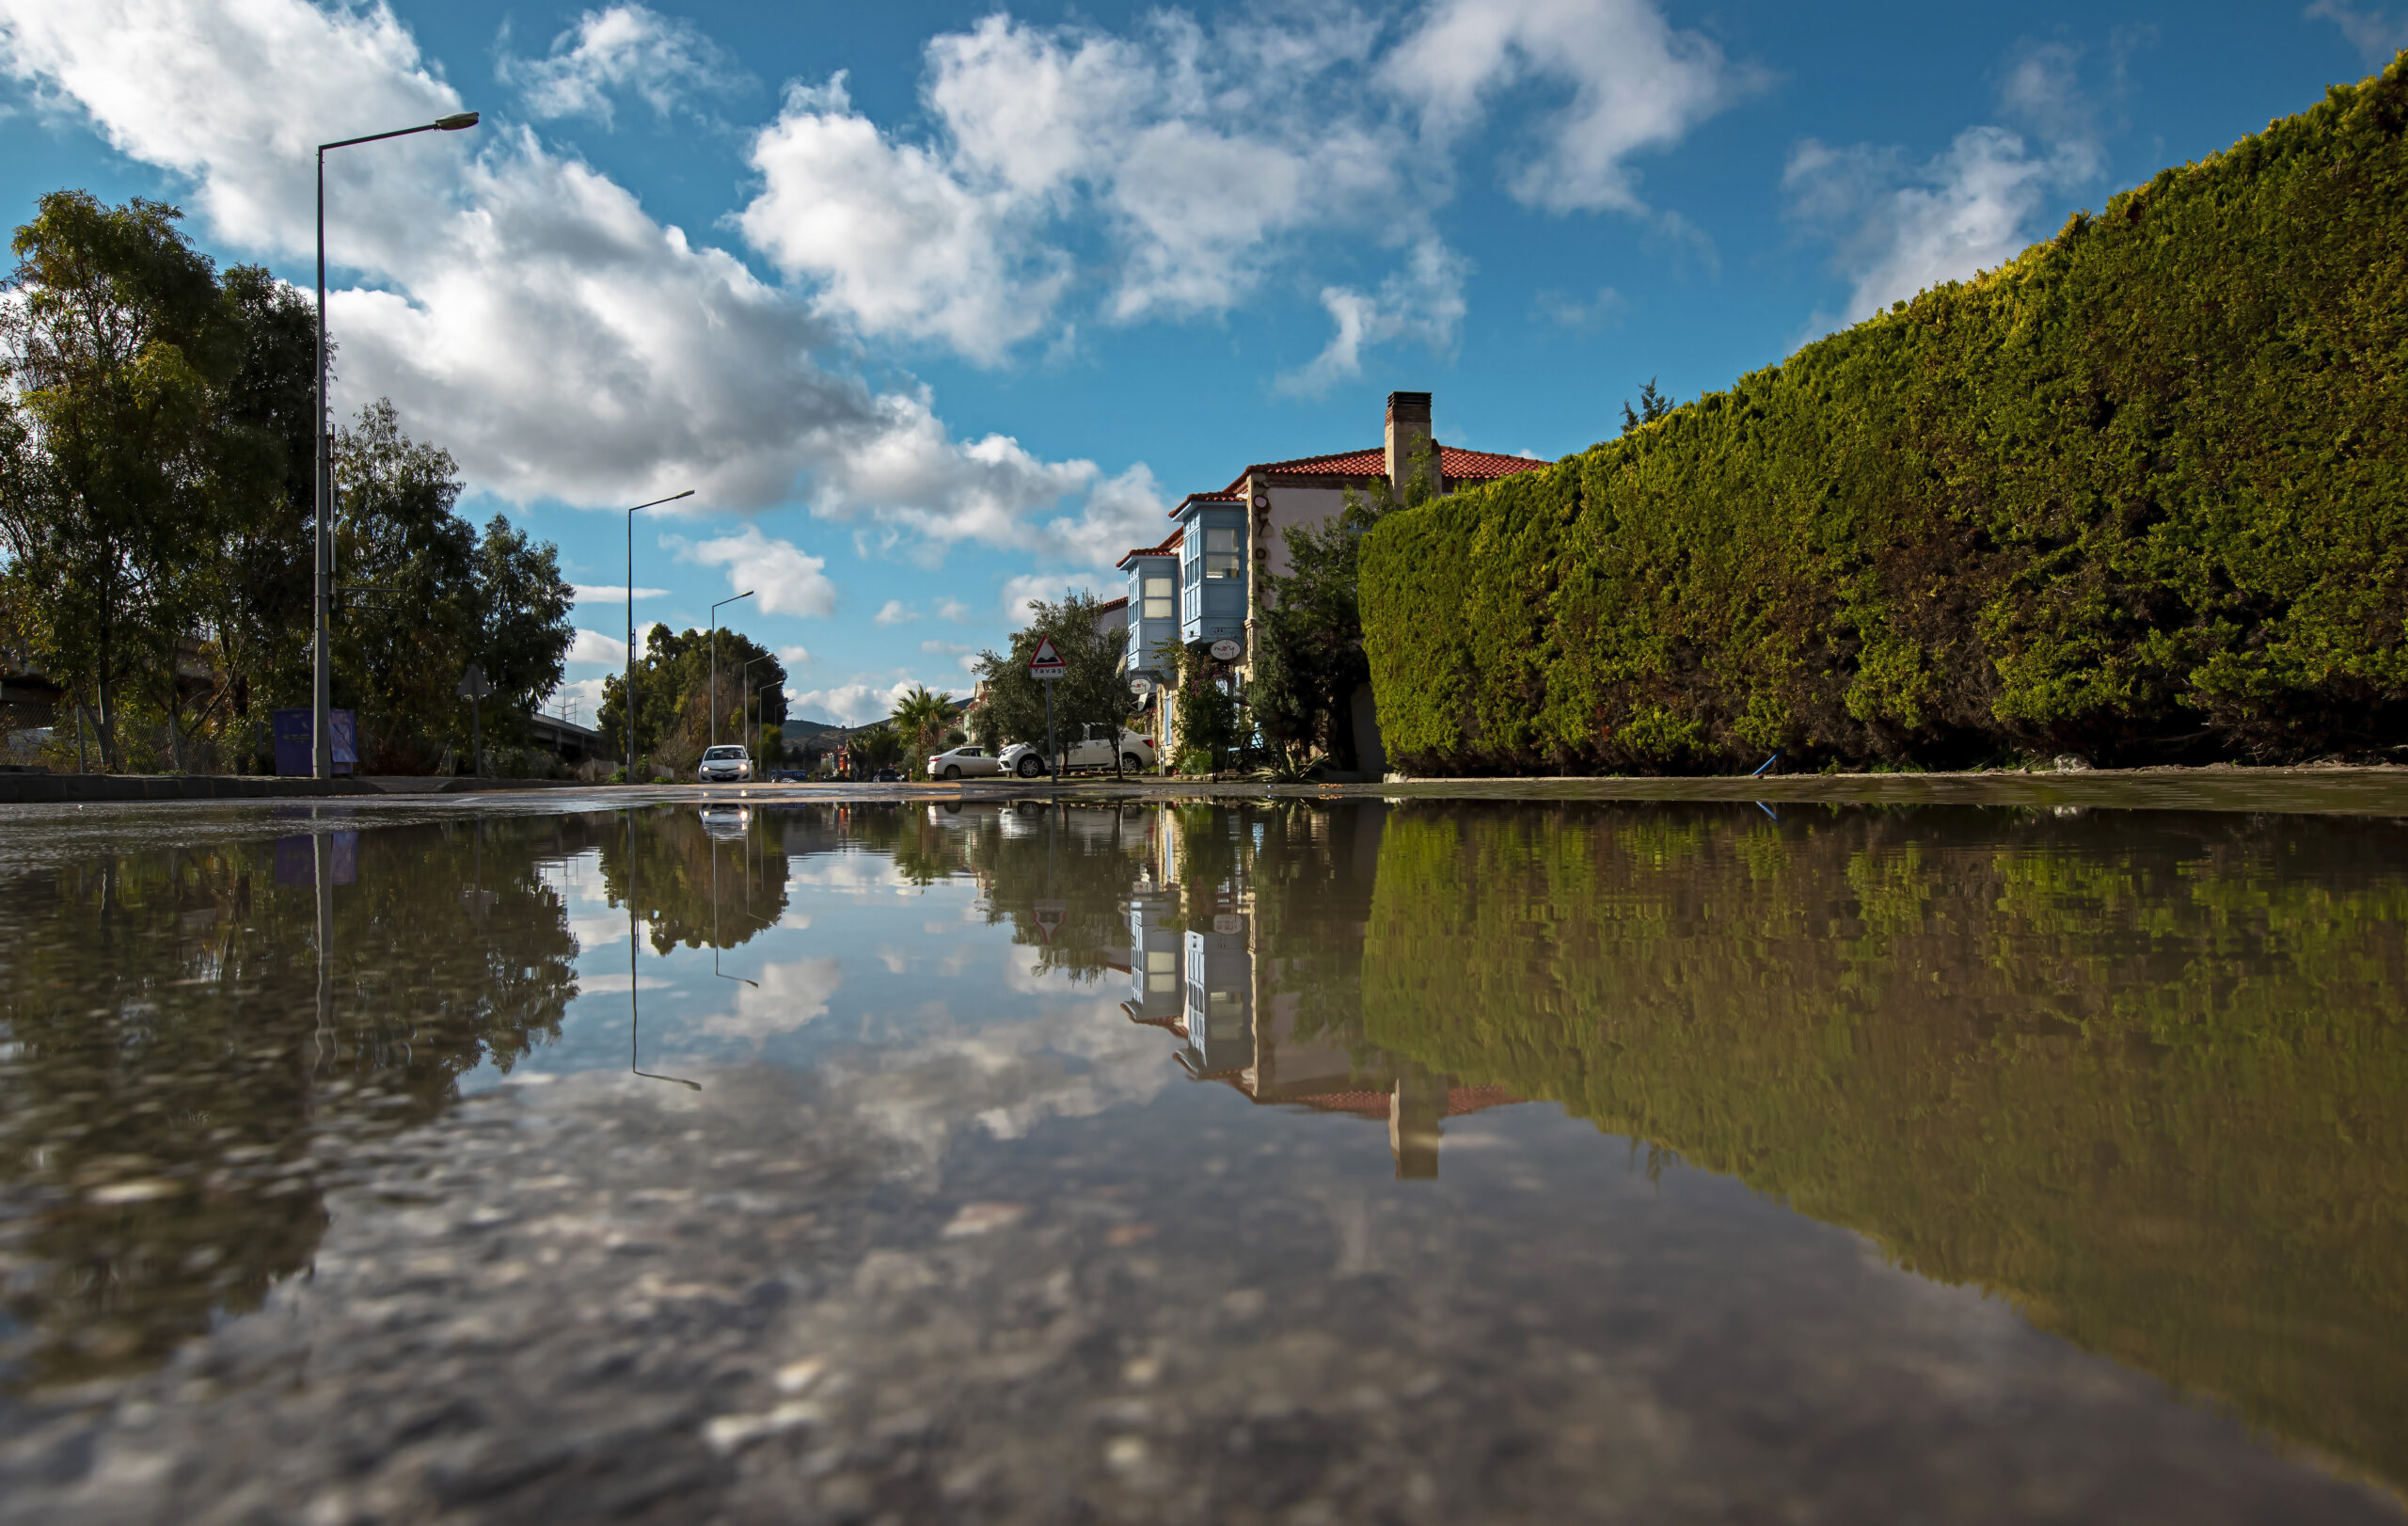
[0, 192, 575, 774]
[1361, 56, 2408, 775]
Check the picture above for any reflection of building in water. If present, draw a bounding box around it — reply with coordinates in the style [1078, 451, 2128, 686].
[1121, 805, 1520, 1178]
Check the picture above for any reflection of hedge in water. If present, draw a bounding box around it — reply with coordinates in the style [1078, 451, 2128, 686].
[1361, 805, 2408, 1487]
[0, 818, 583, 1388]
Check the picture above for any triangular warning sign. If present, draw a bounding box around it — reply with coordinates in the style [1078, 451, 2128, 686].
[1028, 636, 1066, 675]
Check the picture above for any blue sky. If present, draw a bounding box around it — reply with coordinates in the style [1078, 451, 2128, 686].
[3, 1, 2400, 724]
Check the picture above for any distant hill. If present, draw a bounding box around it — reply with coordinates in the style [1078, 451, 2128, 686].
[781, 718, 853, 743]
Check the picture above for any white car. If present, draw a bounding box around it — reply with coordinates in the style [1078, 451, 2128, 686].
[999, 726, 1158, 778]
[927, 744, 1004, 780]
[696, 744, 753, 784]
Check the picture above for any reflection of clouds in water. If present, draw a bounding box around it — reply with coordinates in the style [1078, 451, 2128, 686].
[877, 946, 912, 974]
[575, 973, 678, 993]
[838, 996, 1173, 1180]
[697, 957, 845, 1045]
[568, 914, 629, 949]
[787, 854, 914, 896]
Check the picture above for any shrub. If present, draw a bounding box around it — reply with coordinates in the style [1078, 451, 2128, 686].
[1361, 57, 2408, 773]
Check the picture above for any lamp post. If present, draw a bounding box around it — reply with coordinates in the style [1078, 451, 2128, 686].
[708, 591, 754, 746]
[623, 489, 694, 781]
[738, 653, 768, 772]
[315, 109, 481, 780]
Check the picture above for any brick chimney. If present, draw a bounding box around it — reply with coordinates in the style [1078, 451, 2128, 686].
[1384, 391, 1436, 497]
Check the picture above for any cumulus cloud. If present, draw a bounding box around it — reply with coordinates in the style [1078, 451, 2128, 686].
[500, 3, 745, 127]
[571, 582, 667, 602]
[568, 628, 629, 665]
[2308, 0, 2408, 62]
[777, 644, 813, 667]
[1000, 570, 1115, 625]
[1384, 0, 1744, 214]
[0, 0, 1132, 562]
[787, 678, 920, 726]
[935, 598, 971, 622]
[737, 3, 1738, 368]
[873, 600, 917, 626]
[668, 523, 838, 618]
[1784, 41, 2105, 328]
[1279, 239, 1471, 396]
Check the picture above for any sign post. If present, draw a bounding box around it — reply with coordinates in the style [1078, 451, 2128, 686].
[456, 662, 491, 777]
[1028, 636, 1066, 781]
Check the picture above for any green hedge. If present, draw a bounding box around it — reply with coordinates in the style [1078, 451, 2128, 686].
[1362, 57, 2408, 772]
[1360, 803, 2408, 1486]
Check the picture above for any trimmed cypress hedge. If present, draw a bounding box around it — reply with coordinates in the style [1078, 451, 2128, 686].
[1362, 57, 2408, 772]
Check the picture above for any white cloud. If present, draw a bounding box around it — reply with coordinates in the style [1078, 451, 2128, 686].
[736, 4, 1736, 368]
[1000, 570, 1114, 625]
[0, 0, 1133, 563]
[1385, 0, 1745, 215]
[873, 600, 917, 626]
[669, 524, 837, 618]
[935, 598, 972, 623]
[500, 3, 744, 128]
[777, 644, 813, 667]
[570, 582, 668, 602]
[554, 676, 610, 726]
[1532, 285, 1624, 331]
[787, 679, 916, 726]
[1279, 239, 1471, 397]
[1783, 44, 2104, 328]
[2308, 0, 2408, 62]
[568, 628, 628, 665]
[696, 956, 842, 1045]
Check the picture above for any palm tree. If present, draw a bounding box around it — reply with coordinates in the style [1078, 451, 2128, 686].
[889, 684, 955, 780]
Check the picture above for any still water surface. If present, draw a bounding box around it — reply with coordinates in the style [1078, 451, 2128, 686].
[1, 797, 2402, 1522]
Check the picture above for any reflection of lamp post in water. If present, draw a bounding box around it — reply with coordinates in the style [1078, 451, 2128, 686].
[710, 833, 758, 991]
[626, 808, 701, 1090]
[313, 827, 334, 1073]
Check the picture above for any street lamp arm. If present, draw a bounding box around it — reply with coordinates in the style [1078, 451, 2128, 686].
[319, 112, 479, 153]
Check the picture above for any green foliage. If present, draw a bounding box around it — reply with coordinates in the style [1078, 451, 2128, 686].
[969, 592, 1130, 766]
[1362, 58, 2408, 772]
[1158, 639, 1244, 770]
[889, 683, 956, 779]
[596, 624, 788, 776]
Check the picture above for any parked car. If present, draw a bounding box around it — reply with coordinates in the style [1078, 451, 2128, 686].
[926, 744, 1004, 780]
[872, 766, 904, 783]
[766, 768, 810, 783]
[696, 744, 752, 784]
[998, 726, 1158, 778]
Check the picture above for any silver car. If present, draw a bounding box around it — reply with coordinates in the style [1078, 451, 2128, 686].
[696, 744, 753, 783]
[927, 744, 1003, 780]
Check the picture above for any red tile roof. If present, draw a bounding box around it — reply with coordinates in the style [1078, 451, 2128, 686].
[1225, 444, 1549, 491]
[1115, 529, 1183, 569]
[1094, 596, 1128, 613]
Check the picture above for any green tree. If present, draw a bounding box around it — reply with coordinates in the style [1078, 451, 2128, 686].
[469, 513, 574, 732]
[0, 193, 235, 769]
[890, 683, 955, 779]
[1618, 376, 1672, 437]
[969, 592, 1131, 773]
[596, 624, 787, 777]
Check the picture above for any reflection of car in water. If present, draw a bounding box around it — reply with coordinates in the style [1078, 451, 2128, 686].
[698, 805, 752, 838]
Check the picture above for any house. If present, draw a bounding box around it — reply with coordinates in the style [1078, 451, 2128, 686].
[1117, 392, 1549, 771]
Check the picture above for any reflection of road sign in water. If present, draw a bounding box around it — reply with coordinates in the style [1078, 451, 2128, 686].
[1212, 914, 1244, 935]
[1034, 898, 1069, 943]
[1028, 637, 1066, 679]
[1209, 639, 1241, 661]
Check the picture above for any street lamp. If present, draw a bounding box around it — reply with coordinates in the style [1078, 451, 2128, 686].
[738, 652, 769, 771]
[624, 489, 694, 781]
[314, 108, 481, 780]
[708, 591, 754, 746]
